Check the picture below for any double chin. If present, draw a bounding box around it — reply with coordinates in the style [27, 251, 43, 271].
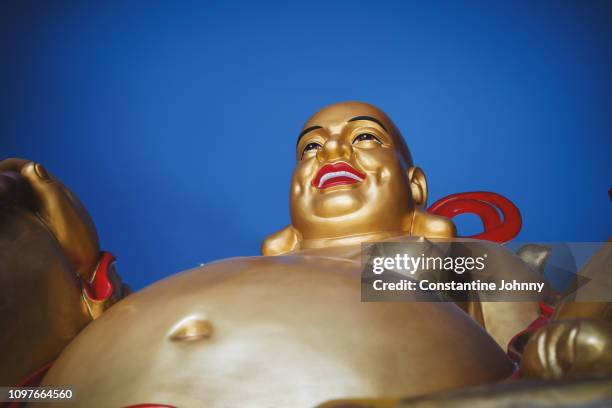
[291, 200, 409, 242]
[290, 173, 414, 240]
[312, 190, 364, 218]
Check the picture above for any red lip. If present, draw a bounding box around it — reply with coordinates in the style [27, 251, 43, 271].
[312, 162, 366, 189]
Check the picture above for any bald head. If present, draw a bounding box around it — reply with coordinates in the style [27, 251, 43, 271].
[299, 101, 413, 167]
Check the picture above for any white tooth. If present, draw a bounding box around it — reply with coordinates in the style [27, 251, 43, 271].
[318, 170, 364, 188]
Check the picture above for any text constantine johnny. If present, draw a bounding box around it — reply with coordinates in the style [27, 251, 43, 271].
[372, 279, 546, 293]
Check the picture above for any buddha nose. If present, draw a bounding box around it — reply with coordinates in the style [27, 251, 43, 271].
[317, 138, 352, 162]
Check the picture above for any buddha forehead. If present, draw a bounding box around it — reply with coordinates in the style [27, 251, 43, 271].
[301, 101, 412, 166]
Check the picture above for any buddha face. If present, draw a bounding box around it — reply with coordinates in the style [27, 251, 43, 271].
[290, 102, 421, 240]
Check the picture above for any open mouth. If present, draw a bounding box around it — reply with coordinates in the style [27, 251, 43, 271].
[312, 162, 366, 189]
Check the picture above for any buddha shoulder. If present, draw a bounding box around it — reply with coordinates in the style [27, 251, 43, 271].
[411, 209, 457, 238]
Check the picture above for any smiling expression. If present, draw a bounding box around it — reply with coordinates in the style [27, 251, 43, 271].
[290, 101, 417, 241]
[312, 162, 366, 189]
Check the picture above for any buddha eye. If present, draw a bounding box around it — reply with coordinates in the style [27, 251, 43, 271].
[352, 133, 382, 145]
[301, 142, 322, 159]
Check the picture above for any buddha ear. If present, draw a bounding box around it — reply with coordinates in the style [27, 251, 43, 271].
[407, 166, 428, 207]
[261, 225, 301, 256]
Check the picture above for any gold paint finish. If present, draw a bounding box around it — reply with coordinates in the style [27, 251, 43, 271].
[263, 102, 455, 256]
[169, 316, 214, 342]
[0, 207, 91, 386]
[319, 376, 612, 408]
[522, 319, 612, 380]
[0, 158, 124, 386]
[41, 251, 513, 408]
[521, 242, 612, 380]
[317, 398, 399, 408]
[0, 159, 100, 281]
[6, 102, 609, 406]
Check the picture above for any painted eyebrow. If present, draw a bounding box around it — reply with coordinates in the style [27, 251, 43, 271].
[296, 125, 323, 146]
[347, 116, 388, 132]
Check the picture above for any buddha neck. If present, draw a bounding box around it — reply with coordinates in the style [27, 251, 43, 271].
[299, 230, 408, 250]
[263, 211, 454, 256]
[297, 212, 418, 251]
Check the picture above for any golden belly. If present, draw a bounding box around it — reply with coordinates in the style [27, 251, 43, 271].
[41, 254, 512, 408]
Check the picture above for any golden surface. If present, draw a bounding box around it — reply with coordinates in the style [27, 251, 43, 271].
[319, 376, 612, 408]
[521, 242, 612, 379]
[4, 101, 610, 405]
[0, 159, 121, 386]
[0, 158, 100, 280]
[0, 207, 91, 386]
[263, 102, 455, 256]
[41, 247, 513, 408]
[521, 318, 612, 380]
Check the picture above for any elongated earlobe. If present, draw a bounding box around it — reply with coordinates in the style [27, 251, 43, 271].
[261, 225, 301, 256]
[407, 166, 428, 207]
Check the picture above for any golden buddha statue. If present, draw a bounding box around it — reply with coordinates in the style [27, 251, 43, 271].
[1, 102, 610, 407]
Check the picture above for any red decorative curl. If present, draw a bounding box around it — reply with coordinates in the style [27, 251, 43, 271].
[427, 191, 522, 243]
[83, 251, 115, 301]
